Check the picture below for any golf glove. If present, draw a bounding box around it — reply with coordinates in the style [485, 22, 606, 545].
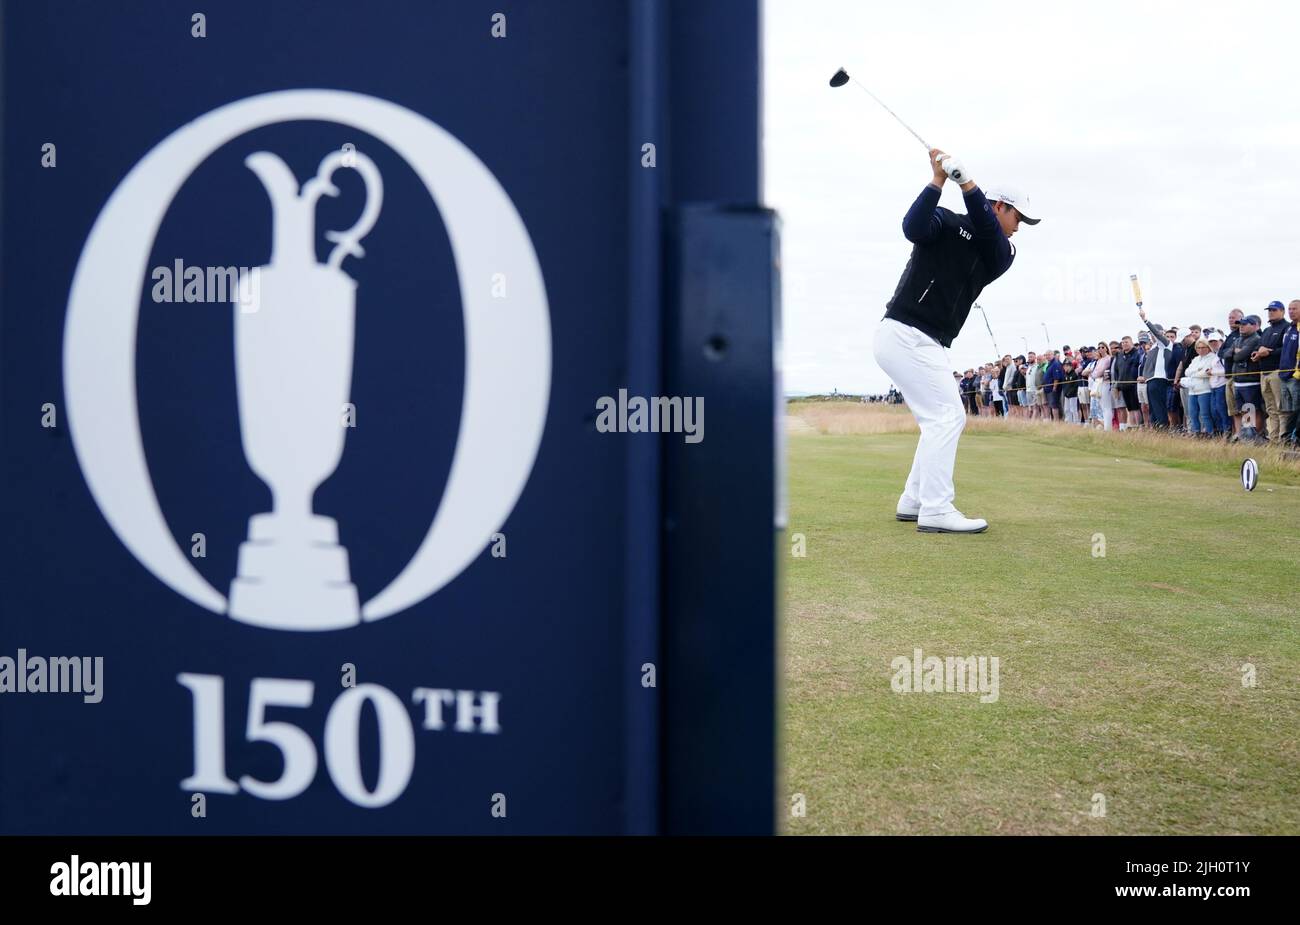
[939, 155, 967, 184]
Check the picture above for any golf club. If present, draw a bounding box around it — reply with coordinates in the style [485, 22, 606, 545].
[975, 303, 1000, 356]
[829, 67, 967, 183]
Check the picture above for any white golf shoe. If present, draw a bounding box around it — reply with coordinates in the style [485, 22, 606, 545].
[916, 510, 988, 534]
[895, 502, 920, 522]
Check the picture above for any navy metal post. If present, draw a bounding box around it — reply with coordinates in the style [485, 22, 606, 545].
[659, 0, 780, 835]
[624, 0, 667, 835]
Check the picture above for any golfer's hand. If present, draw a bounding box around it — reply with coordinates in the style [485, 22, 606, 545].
[1138, 307, 1147, 320]
[929, 148, 948, 186]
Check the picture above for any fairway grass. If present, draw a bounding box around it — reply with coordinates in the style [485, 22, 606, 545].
[784, 405, 1300, 834]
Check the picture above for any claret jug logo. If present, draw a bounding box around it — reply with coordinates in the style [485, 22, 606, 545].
[64, 90, 551, 631]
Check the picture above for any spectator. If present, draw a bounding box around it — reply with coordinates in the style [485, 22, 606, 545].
[1111, 335, 1143, 429]
[1167, 327, 1190, 430]
[990, 362, 1005, 416]
[957, 370, 974, 415]
[1219, 308, 1244, 437]
[1203, 330, 1231, 436]
[1043, 350, 1065, 421]
[1147, 336, 1163, 424]
[1178, 325, 1201, 428]
[1061, 358, 1082, 423]
[1137, 310, 1173, 428]
[1180, 338, 1223, 438]
[1002, 355, 1018, 418]
[1280, 301, 1300, 445]
[1231, 315, 1264, 441]
[1089, 342, 1115, 429]
[1161, 327, 1178, 414]
[1256, 300, 1289, 443]
[1024, 351, 1042, 419]
[1107, 340, 1122, 429]
[1077, 346, 1094, 423]
[1136, 333, 1152, 422]
[1013, 355, 1028, 417]
[1145, 328, 1168, 426]
[1136, 334, 1151, 424]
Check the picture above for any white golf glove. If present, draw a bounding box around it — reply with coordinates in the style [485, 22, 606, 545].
[939, 155, 968, 184]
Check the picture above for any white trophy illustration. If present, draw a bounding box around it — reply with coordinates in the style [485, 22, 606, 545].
[227, 148, 383, 630]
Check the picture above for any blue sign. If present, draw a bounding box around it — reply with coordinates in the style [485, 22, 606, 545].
[1, 0, 776, 834]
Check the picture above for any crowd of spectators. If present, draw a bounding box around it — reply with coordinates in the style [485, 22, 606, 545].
[952, 300, 1300, 444]
[862, 388, 905, 404]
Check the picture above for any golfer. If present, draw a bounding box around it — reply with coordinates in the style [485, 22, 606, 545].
[873, 148, 1040, 533]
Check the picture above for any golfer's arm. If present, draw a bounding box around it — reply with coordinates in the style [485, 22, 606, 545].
[961, 186, 999, 236]
[901, 184, 943, 243]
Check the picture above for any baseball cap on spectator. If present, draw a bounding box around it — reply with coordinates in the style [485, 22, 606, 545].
[1244, 314, 1262, 326]
[1138, 332, 1152, 344]
[1268, 300, 1285, 311]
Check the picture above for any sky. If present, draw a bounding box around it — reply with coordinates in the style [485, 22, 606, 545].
[764, 0, 1300, 394]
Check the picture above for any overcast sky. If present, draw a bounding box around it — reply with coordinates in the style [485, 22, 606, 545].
[764, 0, 1300, 394]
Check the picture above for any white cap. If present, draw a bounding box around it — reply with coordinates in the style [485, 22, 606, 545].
[984, 185, 1040, 224]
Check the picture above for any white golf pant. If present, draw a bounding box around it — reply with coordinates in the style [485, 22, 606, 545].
[872, 317, 963, 516]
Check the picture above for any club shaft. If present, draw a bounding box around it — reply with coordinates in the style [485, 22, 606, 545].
[850, 78, 929, 150]
[976, 304, 1000, 356]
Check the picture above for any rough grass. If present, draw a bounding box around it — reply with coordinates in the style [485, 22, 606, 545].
[791, 400, 1300, 485]
[783, 402, 1300, 834]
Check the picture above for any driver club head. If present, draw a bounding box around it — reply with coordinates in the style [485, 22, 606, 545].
[829, 68, 849, 88]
